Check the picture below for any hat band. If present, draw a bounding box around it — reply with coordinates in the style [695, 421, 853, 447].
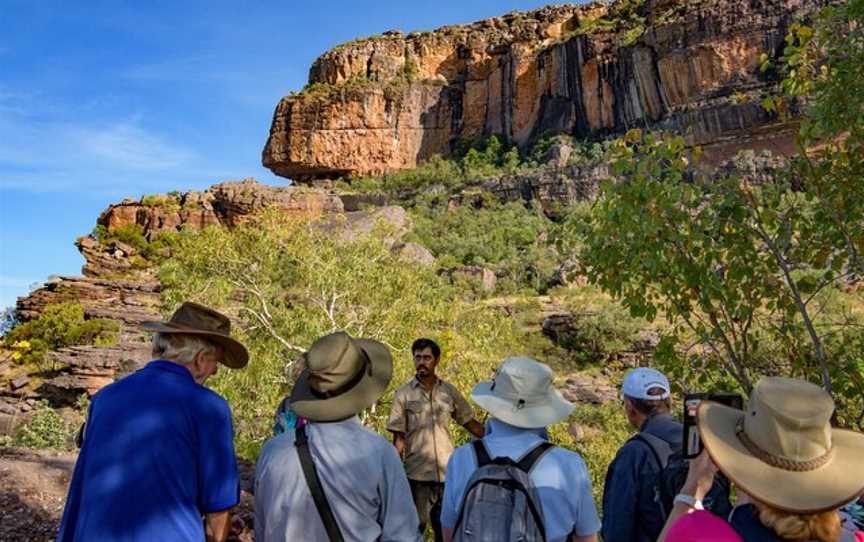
[735, 418, 834, 472]
[310, 349, 371, 400]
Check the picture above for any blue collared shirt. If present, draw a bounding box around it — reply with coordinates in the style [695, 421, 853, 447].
[57, 360, 240, 542]
[441, 419, 601, 541]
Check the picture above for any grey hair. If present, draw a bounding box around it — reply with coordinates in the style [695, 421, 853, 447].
[152, 333, 219, 365]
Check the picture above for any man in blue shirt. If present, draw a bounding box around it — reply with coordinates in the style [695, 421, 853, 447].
[57, 302, 248, 542]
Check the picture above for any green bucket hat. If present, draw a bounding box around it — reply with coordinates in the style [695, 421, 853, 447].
[290, 332, 393, 422]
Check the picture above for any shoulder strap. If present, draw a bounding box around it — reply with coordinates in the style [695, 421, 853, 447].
[295, 425, 345, 542]
[472, 439, 492, 467]
[516, 442, 554, 473]
[633, 432, 672, 470]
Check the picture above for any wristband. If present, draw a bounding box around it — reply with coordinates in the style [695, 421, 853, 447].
[673, 493, 704, 510]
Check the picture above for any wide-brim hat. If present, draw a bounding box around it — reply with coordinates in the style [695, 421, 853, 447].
[141, 302, 249, 369]
[290, 332, 393, 422]
[471, 356, 574, 429]
[699, 377, 864, 514]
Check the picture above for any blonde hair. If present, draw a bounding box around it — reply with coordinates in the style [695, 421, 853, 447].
[755, 502, 842, 542]
[152, 333, 219, 365]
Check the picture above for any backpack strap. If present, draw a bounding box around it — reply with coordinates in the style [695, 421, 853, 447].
[516, 442, 554, 473]
[633, 432, 673, 470]
[472, 439, 493, 467]
[295, 425, 345, 542]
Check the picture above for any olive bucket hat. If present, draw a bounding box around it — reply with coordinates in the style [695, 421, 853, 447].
[290, 332, 393, 422]
[140, 302, 249, 369]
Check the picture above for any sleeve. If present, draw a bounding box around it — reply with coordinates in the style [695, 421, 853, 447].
[197, 396, 240, 513]
[571, 458, 602, 537]
[57, 399, 97, 542]
[440, 449, 469, 529]
[386, 388, 407, 433]
[449, 384, 474, 426]
[378, 442, 423, 542]
[601, 444, 641, 542]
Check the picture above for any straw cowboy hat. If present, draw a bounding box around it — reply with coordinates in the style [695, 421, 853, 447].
[699, 377, 864, 514]
[471, 356, 574, 429]
[290, 332, 393, 422]
[141, 302, 249, 369]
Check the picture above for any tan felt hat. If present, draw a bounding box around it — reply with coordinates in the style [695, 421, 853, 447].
[290, 332, 393, 422]
[471, 356, 574, 429]
[141, 302, 249, 369]
[698, 376, 864, 514]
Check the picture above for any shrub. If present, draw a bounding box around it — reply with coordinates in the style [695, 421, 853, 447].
[3, 303, 119, 369]
[409, 201, 563, 294]
[552, 286, 649, 366]
[158, 209, 525, 457]
[14, 400, 70, 449]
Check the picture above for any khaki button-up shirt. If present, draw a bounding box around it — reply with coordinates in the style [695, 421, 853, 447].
[387, 378, 474, 482]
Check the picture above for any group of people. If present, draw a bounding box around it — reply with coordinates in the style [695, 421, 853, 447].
[55, 302, 864, 542]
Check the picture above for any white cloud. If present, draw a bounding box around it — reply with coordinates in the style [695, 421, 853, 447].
[0, 276, 38, 289]
[75, 122, 196, 171]
[0, 102, 224, 193]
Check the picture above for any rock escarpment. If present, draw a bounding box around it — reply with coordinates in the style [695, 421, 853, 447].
[3, 180, 401, 419]
[263, 0, 820, 181]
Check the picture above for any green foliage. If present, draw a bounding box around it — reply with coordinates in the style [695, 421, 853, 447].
[140, 194, 181, 212]
[553, 286, 648, 365]
[158, 209, 525, 458]
[3, 303, 119, 369]
[409, 200, 562, 294]
[575, 128, 864, 426]
[345, 135, 528, 200]
[13, 400, 70, 450]
[567, 402, 632, 507]
[93, 223, 180, 264]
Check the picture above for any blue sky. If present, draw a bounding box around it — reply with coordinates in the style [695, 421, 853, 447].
[0, 0, 565, 309]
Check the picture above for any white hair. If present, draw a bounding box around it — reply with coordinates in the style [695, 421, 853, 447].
[152, 333, 219, 365]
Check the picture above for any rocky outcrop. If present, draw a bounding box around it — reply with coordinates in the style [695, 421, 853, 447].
[92, 179, 344, 245]
[264, 0, 821, 181]
[8, 180, 410, 412]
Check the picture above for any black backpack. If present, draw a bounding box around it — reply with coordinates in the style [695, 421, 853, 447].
[634, 432, 733, 519]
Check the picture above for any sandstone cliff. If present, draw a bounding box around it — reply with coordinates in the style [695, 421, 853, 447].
[263, 0, 819, 181]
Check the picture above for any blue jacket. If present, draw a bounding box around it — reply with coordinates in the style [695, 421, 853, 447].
[601, 413, 682, 542]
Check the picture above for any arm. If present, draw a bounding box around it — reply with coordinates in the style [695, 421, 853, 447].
[386, 390, 407, 457]
[205, 510, 231, 542]
[392, 432, 406, 457]
[570, 535, 598, 542]
[443, 527, 454, 542]
[462, 419, 485, 439]
[657, 451, 717, 542]
[197, 399, 241, 516]
[600, 446, 640, 542]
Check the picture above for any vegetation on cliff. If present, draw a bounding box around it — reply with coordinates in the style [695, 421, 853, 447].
[577, 0, 864, 426]
[3, 302, 119, 370]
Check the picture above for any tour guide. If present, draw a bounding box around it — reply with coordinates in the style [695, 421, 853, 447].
[57, 302, 248, 542]
[387, 338, 485, 541]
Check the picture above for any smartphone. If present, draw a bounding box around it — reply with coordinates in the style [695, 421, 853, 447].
[683, 392, 743, 459]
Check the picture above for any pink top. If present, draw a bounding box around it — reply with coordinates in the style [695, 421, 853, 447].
[665, 510, 744, 542]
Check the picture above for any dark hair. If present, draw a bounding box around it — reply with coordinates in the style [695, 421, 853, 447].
[626, 387, 671, 417]
[411, 338, 440, 360]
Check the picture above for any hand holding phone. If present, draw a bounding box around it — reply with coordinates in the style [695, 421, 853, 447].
[682, 392, 743, 459]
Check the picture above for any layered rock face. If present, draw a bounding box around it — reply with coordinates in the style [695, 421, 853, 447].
[4, 180, 421, 415]
[263, 0, 820, 181]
